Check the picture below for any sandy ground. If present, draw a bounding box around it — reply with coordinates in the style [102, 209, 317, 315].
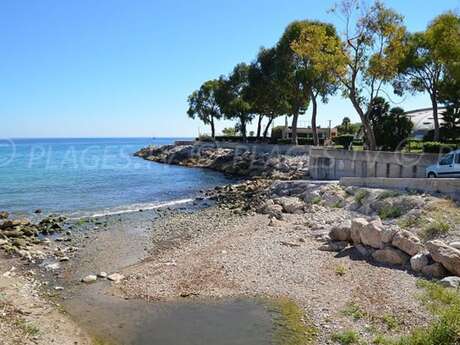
[120, 206, 432, 344]
[0, 255, 91, 345]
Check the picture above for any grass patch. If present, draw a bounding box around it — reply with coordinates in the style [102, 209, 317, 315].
[335, 265, 347, 276]
[420, 217, 451, 240]
[331, 330, 362, 344]
[381, 314, 400, 331]
[372, 280, 460, 345]
[341, 302, 366, 321]
[354, 190, 369, 205]
[397, 216, 422, 229]
[378, 205, 403, 220]
[310, 196, 322, 205]
[377, 190, 401, 200]
[268, 297, 317, 345]
[15, 319, 40, 337]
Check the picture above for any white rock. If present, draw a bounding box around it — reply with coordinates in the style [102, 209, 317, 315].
[82, 275, 97, 283]
[449, 242, 460, 250]
[410, 253, 430, 272]
[392, 230, 424, 256]
[107, 273, 125, 283]
[351, 218, 368, 244]
[97, 272, 108, 278]
[360, 220, 384, 249]
[54, 286, 64, 291]
[45, 262, 60, 271]
[439, 276, 460, 289]
[426, 240, 460, 276]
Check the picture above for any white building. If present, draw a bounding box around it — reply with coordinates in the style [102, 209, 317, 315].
[405, 107, 446, 140]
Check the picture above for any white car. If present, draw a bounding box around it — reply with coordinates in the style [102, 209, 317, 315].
[426, 149, 460, 178]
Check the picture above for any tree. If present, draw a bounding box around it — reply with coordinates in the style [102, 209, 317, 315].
[275, 21, 313, 144]
[247, 48, 289, 139]
[395, 12, 460, 141]
[331, 0, 407, 150]
[215, 63, 254, 139]
[368, 97, 413, 151]
[290, 21, 347, 145]
[222, 127, 238, 136]
[187, 79, 223, 139]
[337, 117, 361, 135]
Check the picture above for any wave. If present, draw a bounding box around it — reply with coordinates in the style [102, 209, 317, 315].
[68, 198, 196, 219]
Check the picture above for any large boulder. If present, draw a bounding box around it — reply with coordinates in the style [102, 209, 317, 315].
[392, 230, 424, 256]
[274, 197, 305, 214]
[422, 263, 448, 279]
[449, 242, 460, 250]
[351, 218, 368, 244]
[372, 247, 410, 266]
[410, 253, 430, 272]
[329, 220, 352, 242]
[0, 211, 8, 220]
[360, 219, 384, 249]
[426, 240, 460, 276]
[439, 277, 460, 289]
[258, 200, 283, 219]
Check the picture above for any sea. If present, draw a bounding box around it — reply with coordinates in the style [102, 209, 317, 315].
[0, 138, 232, 218]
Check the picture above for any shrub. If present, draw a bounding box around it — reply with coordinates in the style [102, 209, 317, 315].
[276, 138, 314, 145]
[420, 217, 451, 240]
[333, 135, 355, 150]
[377, 190, 401, 200]
[423, 141, 457, 153]
[354, 190, 369, 205]
[378, 205, 403, 219]
[331, 330, 361, 345]
[342, 303, 366, 320]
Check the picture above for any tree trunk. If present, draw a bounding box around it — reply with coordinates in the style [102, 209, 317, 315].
[240, 117, 247, 141]
[210, 116, 215, 139]
[349, 95, 377, 151]
[431, 93, 440, 142]
[291, 113, 299, 145]
[263, 117, 274, 138]
[310, 91, 319, 146]
[256, 114, 263, 138]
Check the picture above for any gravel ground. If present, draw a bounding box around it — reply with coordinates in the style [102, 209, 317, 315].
[120, 206, 431, 344]
[0, 255, 91, 345]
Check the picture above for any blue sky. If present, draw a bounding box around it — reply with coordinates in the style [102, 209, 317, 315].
[1, 0, 459, 138]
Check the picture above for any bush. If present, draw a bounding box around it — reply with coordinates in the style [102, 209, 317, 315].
[271, 126, 284, 139]
[333, 135, 354, 149]
[276, 138, 314, 145]
[423, 141, 457, 153]
[378, 205, 403, 219]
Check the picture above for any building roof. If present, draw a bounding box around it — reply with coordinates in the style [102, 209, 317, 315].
[404, 107, 446, 131]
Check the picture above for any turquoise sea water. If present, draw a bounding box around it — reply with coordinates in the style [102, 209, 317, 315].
[0, 138, 231, 217]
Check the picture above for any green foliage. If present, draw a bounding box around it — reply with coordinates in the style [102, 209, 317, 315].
[420, 217, 451, 240]
[215, 64, 254, 138]
[378, 190, 401, 200]
[337, 117, 361, 135]
[378, 205, 403, 220]
[342, 303, 366, 320]
[271, 126, 284, 139]
[422, 141, 457, 153]
[335, 264, 347, 276]
[354, 190, 369, 205]
[381, 314, 400, 331]
[333, 135, 355, 150]
[277, 138, 314, 145]
[368, 97, 413, 151]
[331, 330, 362, 345]
[221, 127, 238, 137]
[310, 196, 322, 205]
[187, 79, 223, 138]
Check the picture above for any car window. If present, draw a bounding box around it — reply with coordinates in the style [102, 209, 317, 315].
[456, 154, 460, 164]
[440, 154, 454, 166]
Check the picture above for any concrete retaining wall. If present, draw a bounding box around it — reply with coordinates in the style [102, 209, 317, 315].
[195, 141, 311, 156]
[310, 147, 440, 180]
[341, 177, 460, 201]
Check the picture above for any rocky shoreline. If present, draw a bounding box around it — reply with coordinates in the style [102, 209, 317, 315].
[134, 143, 310, 179]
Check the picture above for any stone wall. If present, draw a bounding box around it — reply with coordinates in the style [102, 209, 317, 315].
[309, 147, 440, 180]
[341, 177, 460, 201]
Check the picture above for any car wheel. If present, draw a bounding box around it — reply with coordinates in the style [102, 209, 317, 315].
[428, 172, 437, 178]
